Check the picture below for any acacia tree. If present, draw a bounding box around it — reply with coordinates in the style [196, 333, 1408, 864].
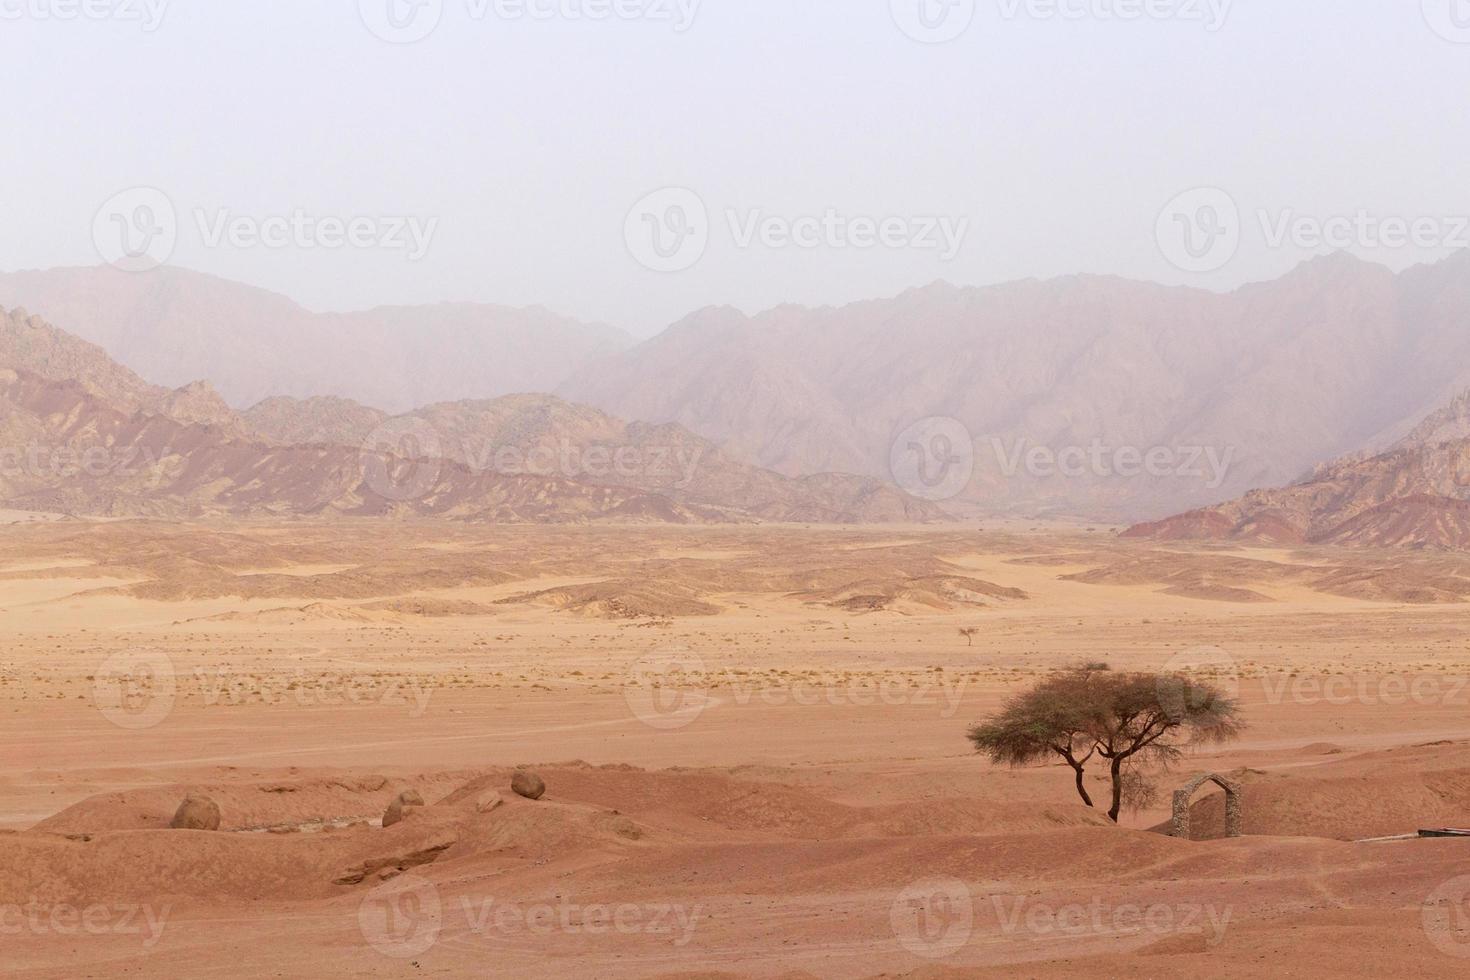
[968, 665, 1242, 822]
[958, 628, 979, 647]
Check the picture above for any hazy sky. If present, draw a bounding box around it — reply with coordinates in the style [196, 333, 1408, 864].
[2, 1, 1468, 335]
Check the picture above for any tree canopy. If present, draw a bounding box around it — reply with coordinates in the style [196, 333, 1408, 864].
[968, 664, 1243, 822]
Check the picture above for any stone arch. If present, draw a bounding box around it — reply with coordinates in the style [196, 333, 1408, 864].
[1171, 772, 1243, 840]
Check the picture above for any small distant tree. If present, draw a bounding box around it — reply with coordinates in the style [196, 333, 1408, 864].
[967, 664, 1243, 822]
[958, 628, 979, 647]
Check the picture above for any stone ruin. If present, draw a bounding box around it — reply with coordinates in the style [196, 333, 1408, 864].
[1171, 772, 1243, 839]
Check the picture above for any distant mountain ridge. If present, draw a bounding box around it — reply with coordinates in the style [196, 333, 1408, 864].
[561, 251, 1470, 521]
[0, 307, 940, 524]
[1123, 397, 1470, 550]
[9, 253, 1470, 522]
[0, 266, 631, 412]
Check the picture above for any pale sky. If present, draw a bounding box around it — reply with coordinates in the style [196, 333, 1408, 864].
[2, 0, 1468, 335]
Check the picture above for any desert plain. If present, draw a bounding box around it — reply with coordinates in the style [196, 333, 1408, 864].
[3, 518, 1470, 978]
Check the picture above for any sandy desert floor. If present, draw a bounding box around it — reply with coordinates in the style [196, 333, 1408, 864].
[3, 519, 1470, 977]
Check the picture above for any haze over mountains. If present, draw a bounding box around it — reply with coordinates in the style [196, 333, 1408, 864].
[0, 306, 934, 524]
[5, 252, 1470, 525]
[564, 251, 1470, 520]
[1126, 385, 1470, 550]
[0, 267, 629, 412]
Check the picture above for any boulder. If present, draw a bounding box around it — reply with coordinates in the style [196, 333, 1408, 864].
[511, 770, 545, 801]
[170, 796, 222, 831]
[382, 789, 425, 828]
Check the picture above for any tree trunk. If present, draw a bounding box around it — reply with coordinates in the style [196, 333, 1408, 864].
[1107, 757, 1123, 822]
[1072, 763, 1094, 809]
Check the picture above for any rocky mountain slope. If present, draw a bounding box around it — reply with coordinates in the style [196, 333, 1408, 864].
[1123, 404, 1470, 549]
[562, 252, 1470, 521]
[0, 308, 938, 524]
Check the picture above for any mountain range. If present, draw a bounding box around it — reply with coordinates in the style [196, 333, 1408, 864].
[561, 251, 1470, 521]
[0, 306, 937, 524]
[0, 266, 629, 412]
[1124, 389, 1470, 550]
[5, 252, 1470, 527]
